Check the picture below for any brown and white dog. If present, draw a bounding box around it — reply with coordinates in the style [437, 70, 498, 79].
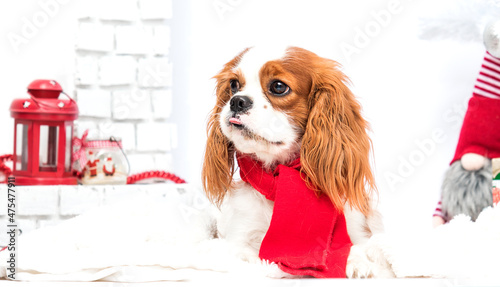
[202, 46, 392, 278]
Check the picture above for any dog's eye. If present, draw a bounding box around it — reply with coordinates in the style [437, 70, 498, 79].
[230, 79, 240, 94]
[269, 81, 290, 96]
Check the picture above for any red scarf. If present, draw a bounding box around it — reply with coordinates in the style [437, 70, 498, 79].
[237, 154, 352, 278]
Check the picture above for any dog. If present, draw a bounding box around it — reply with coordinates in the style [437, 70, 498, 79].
[202, 46, 392, 278]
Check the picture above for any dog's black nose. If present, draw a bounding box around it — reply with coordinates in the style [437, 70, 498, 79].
[230, 96, 253, 113]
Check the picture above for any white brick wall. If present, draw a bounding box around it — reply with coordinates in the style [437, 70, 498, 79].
[18, 186, 59, 216]
[139, 0, 173, 20]
[76, 89, 112, 118]
[152, 26, 171, 55]
[115, 26, 154, 55]
[59, 186, 103, 216]
[98, 0, 139, 21]
[152, 89, 173, 119]
[127, 153, 156, 174]
[74, 0, 175, 176]
[169, 123, 178, 150]
[78, 0, 149, 21]
[76, 22, 114, 52]
[103, 186, 147, 205]
[154, 153, 174, 171]
[105, 122, 137, 151]
[136, 122, 172, 151]
[16, 219, 37, 237]
[112, 90, 152, 120]
[137, 57, 173, 88]
[74, 120, 98, 138]
[0, 191, 5, 216]
[75, 56, 98, 85]
[0, 184, 197, 246]
[99, 56, 137, 86]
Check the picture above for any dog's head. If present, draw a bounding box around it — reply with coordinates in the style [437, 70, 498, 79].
[202, 46, 375, 215]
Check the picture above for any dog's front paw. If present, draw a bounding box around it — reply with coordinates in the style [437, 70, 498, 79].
[232, 245, 262, 264]
[346, 243, 395, 279]
[346, 245, 375, 278]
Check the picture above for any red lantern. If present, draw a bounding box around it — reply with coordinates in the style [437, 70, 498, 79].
[9, 80, 79, 185]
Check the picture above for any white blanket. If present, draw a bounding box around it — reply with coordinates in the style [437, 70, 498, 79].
[1, 190, 499, 282]
[371, 206, 500, 279]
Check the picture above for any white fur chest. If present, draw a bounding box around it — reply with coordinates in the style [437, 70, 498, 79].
[217, 181, 274, 258]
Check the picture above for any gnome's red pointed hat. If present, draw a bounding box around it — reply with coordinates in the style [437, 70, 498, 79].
[451, 52, 500, 163]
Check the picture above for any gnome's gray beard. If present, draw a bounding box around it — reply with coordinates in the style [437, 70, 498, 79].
[441, 159, 493, 221]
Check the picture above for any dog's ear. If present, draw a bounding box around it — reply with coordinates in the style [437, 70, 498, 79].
[300, 59, 375, 216]
[202, 103, 235, 207]
[202, 49, 250, 206]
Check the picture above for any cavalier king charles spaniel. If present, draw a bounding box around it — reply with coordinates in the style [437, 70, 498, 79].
[202, 46, 393, 278]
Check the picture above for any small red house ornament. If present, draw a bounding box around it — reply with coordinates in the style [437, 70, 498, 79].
[9, 80, 79, 185]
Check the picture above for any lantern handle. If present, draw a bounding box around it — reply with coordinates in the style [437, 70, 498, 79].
[28, 91, 77, 109]
[61, 91, 77, 105]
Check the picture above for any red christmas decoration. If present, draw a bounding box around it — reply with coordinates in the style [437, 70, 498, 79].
[9, 80, 78, 185]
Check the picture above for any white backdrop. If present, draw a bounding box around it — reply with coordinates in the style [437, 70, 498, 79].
[0, 0, 495, 234]
[184, 0, 490, 233]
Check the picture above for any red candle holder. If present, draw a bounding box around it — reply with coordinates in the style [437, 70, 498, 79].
[9, 80, 79, 185]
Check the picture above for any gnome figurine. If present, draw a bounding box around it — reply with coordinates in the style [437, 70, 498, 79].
[433, 20, 500, 226]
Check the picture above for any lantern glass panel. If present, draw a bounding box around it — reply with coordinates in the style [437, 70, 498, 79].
[15, 123, 29, 171]
[65, 125, 72, 172]
[39, 125, 59, 172]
